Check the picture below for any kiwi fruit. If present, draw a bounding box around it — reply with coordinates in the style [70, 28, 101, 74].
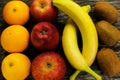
[94, 1, 119, 24]
[95, 20, 120, 46]
[97, 48, 120, 77]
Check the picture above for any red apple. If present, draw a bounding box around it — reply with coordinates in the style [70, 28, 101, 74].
[30, 0, 58, 22]
[30, 22, 59, 50]
[31, 51, 66, 80]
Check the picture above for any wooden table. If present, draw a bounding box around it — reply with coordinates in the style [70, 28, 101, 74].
[0, 0, 120, 80]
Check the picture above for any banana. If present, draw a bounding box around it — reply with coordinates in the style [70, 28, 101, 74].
[53, 0, 101, 80]
[70, 5, 92, 80]
[62, 18, 101, 80]
[52, 0, 98, 66]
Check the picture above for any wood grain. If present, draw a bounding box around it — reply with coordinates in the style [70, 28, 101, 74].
[0, 0, 120, 80]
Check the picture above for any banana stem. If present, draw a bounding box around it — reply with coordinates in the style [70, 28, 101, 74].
[81, 5, 91, 13]
[85, 67, 102, 80]
[70, 70, 80, 80]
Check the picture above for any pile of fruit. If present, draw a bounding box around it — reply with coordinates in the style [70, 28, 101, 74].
[0, 0, 120, 80]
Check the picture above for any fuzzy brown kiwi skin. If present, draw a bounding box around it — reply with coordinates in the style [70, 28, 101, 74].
[97, 48, 120, 77]
[95, 20, 120, 46]
[94, 1, 119, 24]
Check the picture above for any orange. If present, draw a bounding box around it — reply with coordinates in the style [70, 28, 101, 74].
[1, 25, 29, 53]
[1, 53, 31, 80]
[2, 0, 29, 25]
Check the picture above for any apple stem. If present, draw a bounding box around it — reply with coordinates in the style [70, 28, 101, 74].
[41, 4, 46, 8]
[41, 30, 47, 35]
[47, 63, 52, 68]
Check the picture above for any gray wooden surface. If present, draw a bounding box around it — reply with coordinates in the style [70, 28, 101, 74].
[0, 0, 120, 80]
